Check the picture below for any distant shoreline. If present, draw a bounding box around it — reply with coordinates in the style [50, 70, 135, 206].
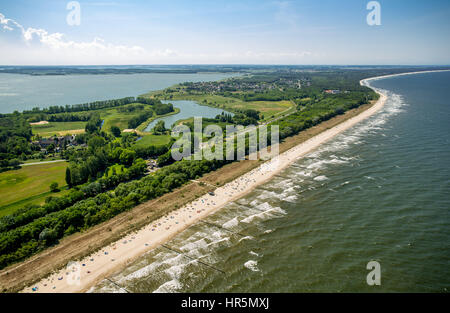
[361, 69, 450, 84]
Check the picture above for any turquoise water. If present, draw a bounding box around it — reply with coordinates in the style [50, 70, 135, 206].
[0, 73, 236, 113]
[90, 71, 450, 293]
[144, 100, 232, 131]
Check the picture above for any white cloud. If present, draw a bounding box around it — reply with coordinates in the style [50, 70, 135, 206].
[0, 12, 151, 64]
[0, 12, 313, 65]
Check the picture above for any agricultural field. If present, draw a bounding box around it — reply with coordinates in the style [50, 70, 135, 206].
[0, 162, 68, 217]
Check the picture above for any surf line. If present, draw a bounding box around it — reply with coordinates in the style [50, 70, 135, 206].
[161, 245, 226, 274]
[199, 220, 248, 237]
[237, 203, 285, 218]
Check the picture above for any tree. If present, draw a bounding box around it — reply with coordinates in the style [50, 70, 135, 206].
[8, 159, 21, 169]
[65, 167, 72, 187]
[153, 120, 167, 135]
[50, 182, 59, 192]
[39, 228, 58, 244]
[87, 136, 105, 151]
[119, 149, 136, 166]
[110, 126, 121, 137]
[47, 143, 55, 154]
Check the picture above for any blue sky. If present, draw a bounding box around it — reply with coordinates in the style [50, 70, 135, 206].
[1, 0, 449, 65]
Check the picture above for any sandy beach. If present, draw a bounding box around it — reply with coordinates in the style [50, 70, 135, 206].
[24, 81, 387, 293]
[361, 69, 450, 84]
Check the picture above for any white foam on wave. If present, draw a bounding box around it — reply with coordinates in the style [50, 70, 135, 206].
[211, 231, 224, 239]
[153, 279, 182, 293]
[244, 260, 260, 272]
[238, 235, 254, 243]
[223, 217, 239, 228]
[306, 157, 348, 170]
[120, 260, 163, 282]
[180, 238, 209, 253]
[207, 236, 231, 248]
[256, 188, 297, 203]
[240, 213, 262, 224]
[313, 175, 328, 182]
[241, 202, 286, 223]
[164, 261, 190, 280]
[162, 254, 186, 267]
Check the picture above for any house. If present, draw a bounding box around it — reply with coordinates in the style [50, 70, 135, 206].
[324, 89, 341, 94]
[38, 138, 56, 148]
[35, 134, 77, 150]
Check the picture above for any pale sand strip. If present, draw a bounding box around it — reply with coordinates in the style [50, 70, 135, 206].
[25, 80, 389, 293]
[361, 69, 450, 84]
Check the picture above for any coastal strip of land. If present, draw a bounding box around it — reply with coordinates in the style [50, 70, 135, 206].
[361, 69, 450, 83]
[13, 78, 387, 293]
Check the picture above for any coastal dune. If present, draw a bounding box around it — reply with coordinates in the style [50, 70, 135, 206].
[24, 80, 387, 293]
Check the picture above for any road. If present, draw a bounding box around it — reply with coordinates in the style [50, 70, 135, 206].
[21, 159, 66, 167]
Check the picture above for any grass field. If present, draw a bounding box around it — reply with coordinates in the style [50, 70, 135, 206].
[132, 134, 172, 148]
[100, 103, 157, 132]
[230, 100, 294, 119]
[32, 121, 87, 136]
[0, 162, 68, 216]
[161, 93, 295, 121]
[0, 188, 70, 218]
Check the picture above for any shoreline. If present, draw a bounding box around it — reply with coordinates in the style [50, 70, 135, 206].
[17, 69, 446, 293]
[361, 69, 450, 84]
[23, 79, 388, 293]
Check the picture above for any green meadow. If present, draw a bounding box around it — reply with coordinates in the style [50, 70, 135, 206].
[100, 104, 153, 131]
[0, 162, 68, 217]
[32, 121, 87, 136]
[153, 92, 295, 121]
[132, 134, 172, 148]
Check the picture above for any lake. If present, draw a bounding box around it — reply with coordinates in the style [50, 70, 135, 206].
[144, 100, 232, 131]
[0, 73, 237, 114]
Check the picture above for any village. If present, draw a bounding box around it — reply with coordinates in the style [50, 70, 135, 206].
[180, 76, 311, 94]
[32, 134, 82, 154]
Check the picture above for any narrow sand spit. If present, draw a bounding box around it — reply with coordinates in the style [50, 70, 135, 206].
[24, 82, 387, 293]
